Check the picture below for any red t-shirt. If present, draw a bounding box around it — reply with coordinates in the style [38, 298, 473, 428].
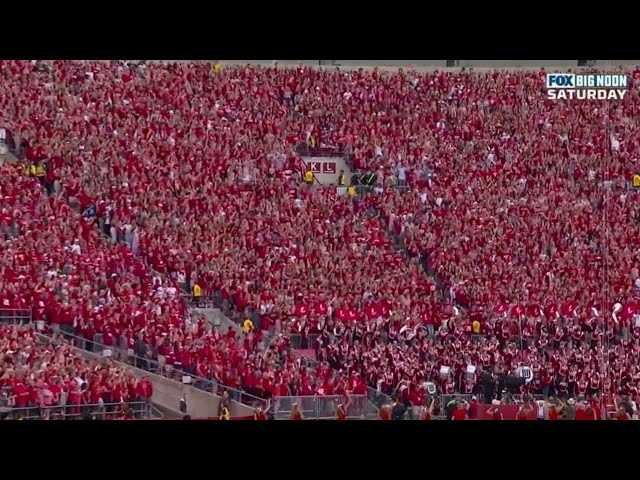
[452, 408, 467, 420]
[468, 401, 478, 420]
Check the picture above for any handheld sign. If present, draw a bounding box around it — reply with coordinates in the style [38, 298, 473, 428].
[517, 366, 534, 384]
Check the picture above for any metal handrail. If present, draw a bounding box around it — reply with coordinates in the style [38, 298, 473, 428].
[1, 401, 150, 420]
[0, 308, 33, 324]
[40, 329, 267, 409]
[149, 404, 165, 418]
[271, 394, 377, 420]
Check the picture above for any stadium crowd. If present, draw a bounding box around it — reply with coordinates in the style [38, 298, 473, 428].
[0, 324, 153, 420]
[1, 60, 640, 418]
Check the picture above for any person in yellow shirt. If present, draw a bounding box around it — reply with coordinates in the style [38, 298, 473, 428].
[219, 406, 231, 420]
[213, 62, 222, 75]
[347, 185, 357, 198]
[304, 168, 314, 186]
[472, 320, 481, 334]
[633, 174, 640, 189]
[307, 136, 317, 149]
[337, 170, 346, 186]
[34, 163, 46, 177]
[192, 284, 202, 303]
[242, 319, 254, 334]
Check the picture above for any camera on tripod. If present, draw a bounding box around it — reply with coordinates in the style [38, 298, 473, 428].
[499, 373, 526, 396]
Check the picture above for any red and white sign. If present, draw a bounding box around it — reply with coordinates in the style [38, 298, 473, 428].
[307, 161, 337, 174]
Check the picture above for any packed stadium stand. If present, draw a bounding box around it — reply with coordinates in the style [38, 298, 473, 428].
[0, 59, 639, 420]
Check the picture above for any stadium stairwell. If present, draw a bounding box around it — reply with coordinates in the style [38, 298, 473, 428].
[190, 306, 243, 336]
[346, 161, 460, 311]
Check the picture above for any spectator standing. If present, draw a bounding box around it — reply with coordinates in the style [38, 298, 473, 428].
[395, 162, 407, 187]
[218, 390, 231, 418]
[192, 283, 202, 304]
[451, 400, 469, 420]
[468, 396, 479, 420]
[303, 167, 314, 186]
[134, 334, 149, 371]
[486, 405, 504, 420]
[391, 398, 407, 420]
[290, 403, 303, 420]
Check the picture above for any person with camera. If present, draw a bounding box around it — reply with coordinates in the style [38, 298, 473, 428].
[420, 397, 436, 420]
[614, 396, 633, 420]
[516, 404, 532, 420]
[545, 397, 563, 420]
[450, 399, 469, 420]
[254, 399, 271, 420]
[290, 403, 304, 420]
[486, 404, 504, 420]
[480, 370, 497, 404]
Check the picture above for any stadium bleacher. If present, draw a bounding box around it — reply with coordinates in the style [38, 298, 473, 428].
[1, 60, 639, 419]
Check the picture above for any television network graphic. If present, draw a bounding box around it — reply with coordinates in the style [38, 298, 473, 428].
[546, 73, 628, 100]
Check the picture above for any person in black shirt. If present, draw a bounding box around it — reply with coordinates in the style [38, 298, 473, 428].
[391, 400, 407, 420]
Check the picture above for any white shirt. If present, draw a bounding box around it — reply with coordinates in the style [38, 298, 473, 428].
[611, 137, 620, 151]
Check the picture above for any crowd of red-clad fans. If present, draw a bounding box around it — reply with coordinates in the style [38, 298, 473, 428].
[1, 60, 640, 419]
[0, 325, 153, 419]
